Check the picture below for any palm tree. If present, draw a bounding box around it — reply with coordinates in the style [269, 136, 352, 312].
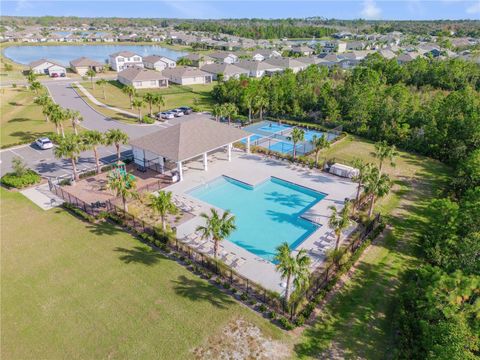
[105, 129, 129, 161]
[274, 243, 311, 303]
[222, 103, 237, 125]
[96, 78, 108, 100]
[364, 167, 392, 218]
[82, 130, 104, 174]
[122, 85, 137, 109]
[310, 134, 330, 166]
[254, 93, 269, 121]
[211, 103, 223, 122]
[66, 109, 83, 135]
[149, 191, 178, 232]
[50, 105, 67, 137]
[26, 71, 37, 84]
[288, 127, 305, 159]
[153, 94, 165, 114]
[351, 159, 374, 209]
[54, 134, 83, 182]
[106, 170, 137, 213]
[86, 69, 96, 89]
[143, 92, 156, 117]
[373, 140, 398, 173]
[328, 201, 352, 251]
[34, 95, 52, 122]
[30, 81, 43, 95]
[132, 98, 144, 122]
[196, 208, 236, 260]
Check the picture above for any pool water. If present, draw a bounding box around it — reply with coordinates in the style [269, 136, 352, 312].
[188, 176, 326, 261]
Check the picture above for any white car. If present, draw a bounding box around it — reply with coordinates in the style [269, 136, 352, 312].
[35, 137, 53, 150]
[171, 109, 184, 117]
[159, 111, 175, 120]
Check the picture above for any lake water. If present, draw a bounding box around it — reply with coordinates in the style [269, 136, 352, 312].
[3, 44, 189, 66]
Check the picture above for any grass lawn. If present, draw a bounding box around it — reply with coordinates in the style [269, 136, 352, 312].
[0, 189, 288, 359]
[294, 135, 451, 358]
[0, 44, 27, 83]
[0, 87, 74, 147]
[80, 80, 215, 123]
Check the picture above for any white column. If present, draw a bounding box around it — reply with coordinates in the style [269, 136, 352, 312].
[177, 161, 183, 181]
[227, 143, 232, 162]
[246, 136, 251, 154]
[203, 152, 208, 171]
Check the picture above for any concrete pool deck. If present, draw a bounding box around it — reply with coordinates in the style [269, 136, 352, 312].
[164, 150, 357, 294]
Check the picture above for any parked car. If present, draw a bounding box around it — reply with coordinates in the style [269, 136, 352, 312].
[159, 111, 175, 120]
[51, 73, 59, 78]
[178, 106, 193, 115]
[60, 73, 66, 77]
[35, 137, 53, 150]
[171, 109, 184, 117]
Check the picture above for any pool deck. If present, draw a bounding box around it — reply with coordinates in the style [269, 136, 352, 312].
[163, 150, 357, 294]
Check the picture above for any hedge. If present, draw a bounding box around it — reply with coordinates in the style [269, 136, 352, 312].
[1, 170, 41, 189]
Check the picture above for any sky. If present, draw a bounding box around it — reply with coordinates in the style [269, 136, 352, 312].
[1, 0, 479, 20]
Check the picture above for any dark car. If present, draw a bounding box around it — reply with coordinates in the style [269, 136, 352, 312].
[178, 106, 193, 115]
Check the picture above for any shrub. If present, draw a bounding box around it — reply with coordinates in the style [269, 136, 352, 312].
[215, 278, 222, 285]
[59, 178, 72, 186]
[278, 317, 295, 330]
[223, 282, 231, 290]
[12, 83, 17, 88]
[1, 169, 41, 189]
[294, 315, 306, 327]
[302, 303, 316, 318]
[63, 203, 95, 223]
[249, 299, 257, 306]
[268, 311, 277, 319]
[142, 115, 156, 124]
[258, 304, 267, 312]
[231, 287, 237, 294]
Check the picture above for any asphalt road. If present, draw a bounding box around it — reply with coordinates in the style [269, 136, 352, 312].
[1, 81, 212, 178]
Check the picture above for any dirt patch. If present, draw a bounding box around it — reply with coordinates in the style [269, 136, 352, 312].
[192, 317, 290, 360]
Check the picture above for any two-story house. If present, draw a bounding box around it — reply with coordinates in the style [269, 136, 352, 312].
[142, 55, 176, 72]
[109, 51, 143, 72]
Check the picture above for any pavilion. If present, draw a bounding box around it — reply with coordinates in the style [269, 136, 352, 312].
[129, 118, 252, 181]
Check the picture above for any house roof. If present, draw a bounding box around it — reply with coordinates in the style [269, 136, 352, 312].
[292, 45, 314, 52]
[109, 51, 140, 58]
[181, 53, 214, 61]
[28, 58, 65, 68]
[236, 60, 283, 72]
[295, 56, 324, 65]
[209, 51, 238, 60]
[70, 56, 104, 67]
[264, 57, 306, 69]
[129, 118, 250, 162]
[200, 63, 249, 76]
[117, 67, 167, 81]
[143, 55, 175, 64]
[162, 66, 211, 78]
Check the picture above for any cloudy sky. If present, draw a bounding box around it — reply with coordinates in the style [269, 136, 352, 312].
[2, 0, 479, 20]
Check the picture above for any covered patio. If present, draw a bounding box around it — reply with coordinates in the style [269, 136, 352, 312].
[129, 118, 252, 181]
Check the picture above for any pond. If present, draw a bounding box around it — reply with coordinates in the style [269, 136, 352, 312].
[3, 44, 189, 66]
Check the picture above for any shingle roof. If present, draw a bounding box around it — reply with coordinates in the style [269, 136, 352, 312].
[181, 53, 214, 61]
[70, 57, 104, 67]
[236, 60, 282, 72]
[200, 63, 249, 76]
[162, 66, 211, 78]
[264, 57, 306, 69]
[28, 58, 65, 68]
[117, 67, 167, 81]
[109, 51, 140, 58]
[143, 55, 175, 63]
[129, 118, 250, 162]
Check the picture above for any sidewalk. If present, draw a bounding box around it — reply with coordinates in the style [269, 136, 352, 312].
[74, 82, 139, 118]
[21, 183, 64, 210]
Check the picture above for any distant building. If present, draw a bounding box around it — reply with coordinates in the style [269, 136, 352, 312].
[28, 59, 67, 77]
[200, 63, 249, 80]
[109, 51, 143, 72]
[143, 55, 176, 72]
[235, 60, 283, 78]
[179, 54, 215, 68]
[117, 67, 168, 89]
[291, 45, 315, 56]
[162, 66, 213, 85]
[70, 57, 105, 75]
[251, 49, 282, 61]
[209, 52, 239, 64]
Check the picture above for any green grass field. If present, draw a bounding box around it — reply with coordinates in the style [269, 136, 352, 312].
[80, 80, 215, 123]
[0, 87, 74, 147]
[0, 189, 287, 359]
[294, 135, 450, 358]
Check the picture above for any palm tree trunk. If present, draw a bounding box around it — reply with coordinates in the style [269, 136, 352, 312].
[103, 87, 106, 100]
[72, 121, 78, 135]
[315, 150, 320, 166]
[149, 103, 153, 116]
[122, 196, 127, 213]
[55, 124, 60, 135]
[130, 95, 133, 109]
[368, 195, 375, 218]
[260, 107, 263, 121]
[379, 161, 383, 174]
[71, 157, 79, 181]
[335, 233, 341, 251]
[60, 124, 65, 138]
[162, 214, 166, 231]
[293, 142, 297, 159]
[248, 108, 251, 121]
[116, 144, 120, 161]
[93, 147, 100, 174]
[285, 273, 291, 302]
[213, 238, 219, 259]
[355, 182, 361, 204]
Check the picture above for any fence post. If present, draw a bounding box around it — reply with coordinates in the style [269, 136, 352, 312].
[246, 279, 249, 294]
[230, 269, 233, 284]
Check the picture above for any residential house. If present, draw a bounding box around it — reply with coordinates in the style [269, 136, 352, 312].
[143, 55, 176, 72]
[251, 49, 282, 61]
[417, 44, 442, 58]
[235, 60, 283, 78]
[179, 54, 215, 68]
[109, 51, 143, 72]
[291, 45, 315, 56]
[319, 40, 347, 54]
[296, 56, 327, 66]
[70, 57, 105, 75]
[264, 57, 307, 73]
[377, 49, 396, 60]
[117, 67, 168, 89]
[318, 53, 342, 68]
[346, 41, 369, 51]
[28, 59, 67, 76]
[209, 52, 239, 64]
[162, 66, 213, 85]
[200, 63, 249, 80]
[397, 52, 423, 64]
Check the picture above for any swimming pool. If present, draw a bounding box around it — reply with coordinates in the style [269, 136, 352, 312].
[188, 176, 326, 261]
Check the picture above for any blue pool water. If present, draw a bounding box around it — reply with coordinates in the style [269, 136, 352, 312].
[3, 44, 188, 66]
[188, 176, 326, 261]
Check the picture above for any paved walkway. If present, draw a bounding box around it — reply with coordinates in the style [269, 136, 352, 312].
[20, 183, 64, 210]
[74, 82, 139, 118]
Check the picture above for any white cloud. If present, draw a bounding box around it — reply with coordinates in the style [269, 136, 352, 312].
[360, 0, 382, 19]
[466, 2, 480, 14]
